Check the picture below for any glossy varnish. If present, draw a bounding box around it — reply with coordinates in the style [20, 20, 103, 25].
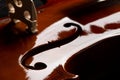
[0, 0, 120, 80]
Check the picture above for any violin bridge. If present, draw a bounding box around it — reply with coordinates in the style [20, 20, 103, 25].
[6, 0, 39, 34]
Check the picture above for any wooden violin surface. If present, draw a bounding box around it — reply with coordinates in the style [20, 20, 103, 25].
[0, 0, 120, 80]
[65, 35, 120, 80]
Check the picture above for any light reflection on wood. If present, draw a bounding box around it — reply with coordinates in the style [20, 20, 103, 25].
[0, 0, 120, 80]
[24, 12, 120, 80]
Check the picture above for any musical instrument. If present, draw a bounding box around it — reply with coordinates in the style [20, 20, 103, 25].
[0, 0, 120, 80]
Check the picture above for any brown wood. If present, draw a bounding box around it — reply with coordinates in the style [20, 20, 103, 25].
[0, 0, 120, 80]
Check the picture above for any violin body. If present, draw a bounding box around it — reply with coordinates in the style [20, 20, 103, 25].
[0, 0, 120, 80]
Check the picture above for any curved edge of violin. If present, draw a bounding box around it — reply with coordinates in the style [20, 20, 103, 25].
[20, 22, 82, 70]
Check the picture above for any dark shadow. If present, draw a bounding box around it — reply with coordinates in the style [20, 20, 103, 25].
[62, 0, 120, 24]
[0, 21, 38, 44]
[65, 34, 120, 80]
[65, 22, 120, 80]
[44, 65, 76, 80]
[0, 21, 18, 43]
[0, 21, 37, 80]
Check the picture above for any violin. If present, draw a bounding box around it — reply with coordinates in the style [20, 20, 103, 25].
[0, 0, 120, 80]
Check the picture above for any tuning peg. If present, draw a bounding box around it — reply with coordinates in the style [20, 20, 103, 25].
[6, 0, 45, 34]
